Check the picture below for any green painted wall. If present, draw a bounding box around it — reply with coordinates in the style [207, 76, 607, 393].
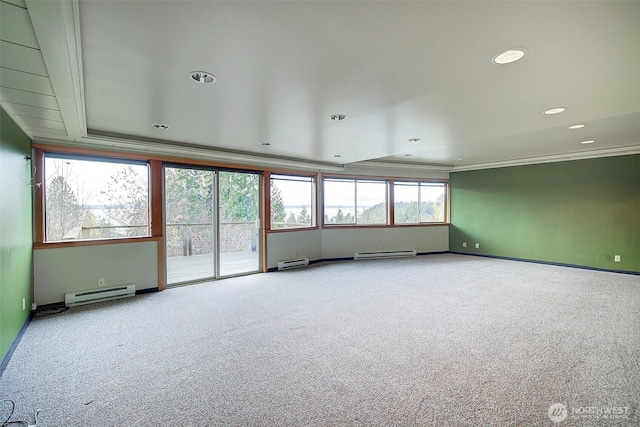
[0, 108, 33, 363]
[450, 155, 640, 273]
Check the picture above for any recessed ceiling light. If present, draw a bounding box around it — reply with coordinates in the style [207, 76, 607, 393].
[492, 48, 527, 65]
[580, 140, 595, 144]
[544, 107, 566, 115]
[334, 154, 342, 158]
[404, 154, 413, 157]
[569, 124, 585, 129]
[152, 124, 170, 130]
[408, 138, 421, 143]
[260, 142, 272, 146]
[330, 114, 347, 121]
[190, 71, 217, 84]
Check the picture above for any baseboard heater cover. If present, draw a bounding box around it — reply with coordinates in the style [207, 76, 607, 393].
[354, 250, 417, 260]
[277, 258, 310, 270]
[65, 284, 136, 307]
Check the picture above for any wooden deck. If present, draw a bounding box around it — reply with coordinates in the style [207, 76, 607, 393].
[166, 251, 260, 284]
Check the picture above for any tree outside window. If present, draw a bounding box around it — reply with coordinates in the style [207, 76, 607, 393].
[44, 155, 149, 241]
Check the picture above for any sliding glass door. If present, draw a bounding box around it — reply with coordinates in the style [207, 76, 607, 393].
[218, 171, 260, 277]
[165, 167, 215, 284]
[165, 166, 261, 285]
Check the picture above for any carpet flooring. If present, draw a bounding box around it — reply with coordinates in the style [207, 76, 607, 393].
[1, 254, 639, 426]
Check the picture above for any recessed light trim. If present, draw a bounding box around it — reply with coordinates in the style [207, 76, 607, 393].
[190, 71, 217, 84]
[260, 142, 272, 146]
[404, 154, 413, 157]
[152, 124, 170, 130]
[333, 154, 342, 158]
[330, 114, 347, 121]
[569, 124, 585, 129]
[544, 107, 566, 115]
[580, 140, 595, 144]
[408, 138, 421, 143]
[492, 48, 527, 65]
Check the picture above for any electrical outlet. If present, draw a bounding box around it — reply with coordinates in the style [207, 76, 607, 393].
[293, 251, 297, 258]
[32, 302, 37, 311]
[98, 277, 106, 287]
[462, 242, 467, 248]
[475, 243, 480, 249]
[22, 298, 25, 310]
[614, 255, 621, 263]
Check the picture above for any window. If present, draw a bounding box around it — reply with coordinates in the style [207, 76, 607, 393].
[323, 178, 387, 225]
[44, 154, 150, 241]
[270, 174, 314, 229]
[394, 181, 446, 224]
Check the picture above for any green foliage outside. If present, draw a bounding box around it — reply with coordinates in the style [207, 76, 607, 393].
[270, 183, 287, 226]
[324, 208, 355, 224]
[323, 205, 386, 224]
[270, 181, 312, 229]
[394, 195, 445, 223]
[46, 161, 445, 243]
[164, 168, 212, 256]
[164, 169, 260, 255]
[323, 194, 445, 225]
[101, 166, 150, 236]
[218, 172, 259, 223]
[47, 165, 263, 240]
[45, 159, 150, 241]
[165, 168, 214, 226]
[45, 175, 83, 240]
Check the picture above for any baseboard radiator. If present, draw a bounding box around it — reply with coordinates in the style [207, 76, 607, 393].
[65, 284, 136, 307]
[354, 249, 417, 260]
[277, 258, 310, 271]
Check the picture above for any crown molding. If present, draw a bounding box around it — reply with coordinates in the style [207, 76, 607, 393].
[33, 135, 346, 172]
[452, 145, 640, 172]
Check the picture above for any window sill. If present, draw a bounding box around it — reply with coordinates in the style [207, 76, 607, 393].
[321, 223, 450, 229]
[33, 236, 160, 250]
[266, 226, 319, 234]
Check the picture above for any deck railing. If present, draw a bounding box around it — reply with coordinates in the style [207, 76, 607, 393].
[61, 221, 293, 256]
[62, 225, 148, 240]
[166, 222, 258, 256]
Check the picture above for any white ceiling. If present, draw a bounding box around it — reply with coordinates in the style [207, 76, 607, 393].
[1, 0, 639, 171]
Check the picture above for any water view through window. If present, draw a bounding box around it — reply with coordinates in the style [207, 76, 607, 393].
[44, 155, 149, 242]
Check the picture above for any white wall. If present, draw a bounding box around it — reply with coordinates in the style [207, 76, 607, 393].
[320, 226, 448, 259]
[267, 226, 449, 268]
[267, 165, 451, 268]
[35, 226, 448, 302]
[267, 229, 322, 268]
[33, 240, 159, 305]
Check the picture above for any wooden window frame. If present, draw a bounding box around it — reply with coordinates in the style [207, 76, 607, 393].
[33, 147, 156, 247]
[321, 174, 450, 228]
[393, 179, 449, 225]
[266, 171, 319, 233]
[322, 176, 389, 227]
